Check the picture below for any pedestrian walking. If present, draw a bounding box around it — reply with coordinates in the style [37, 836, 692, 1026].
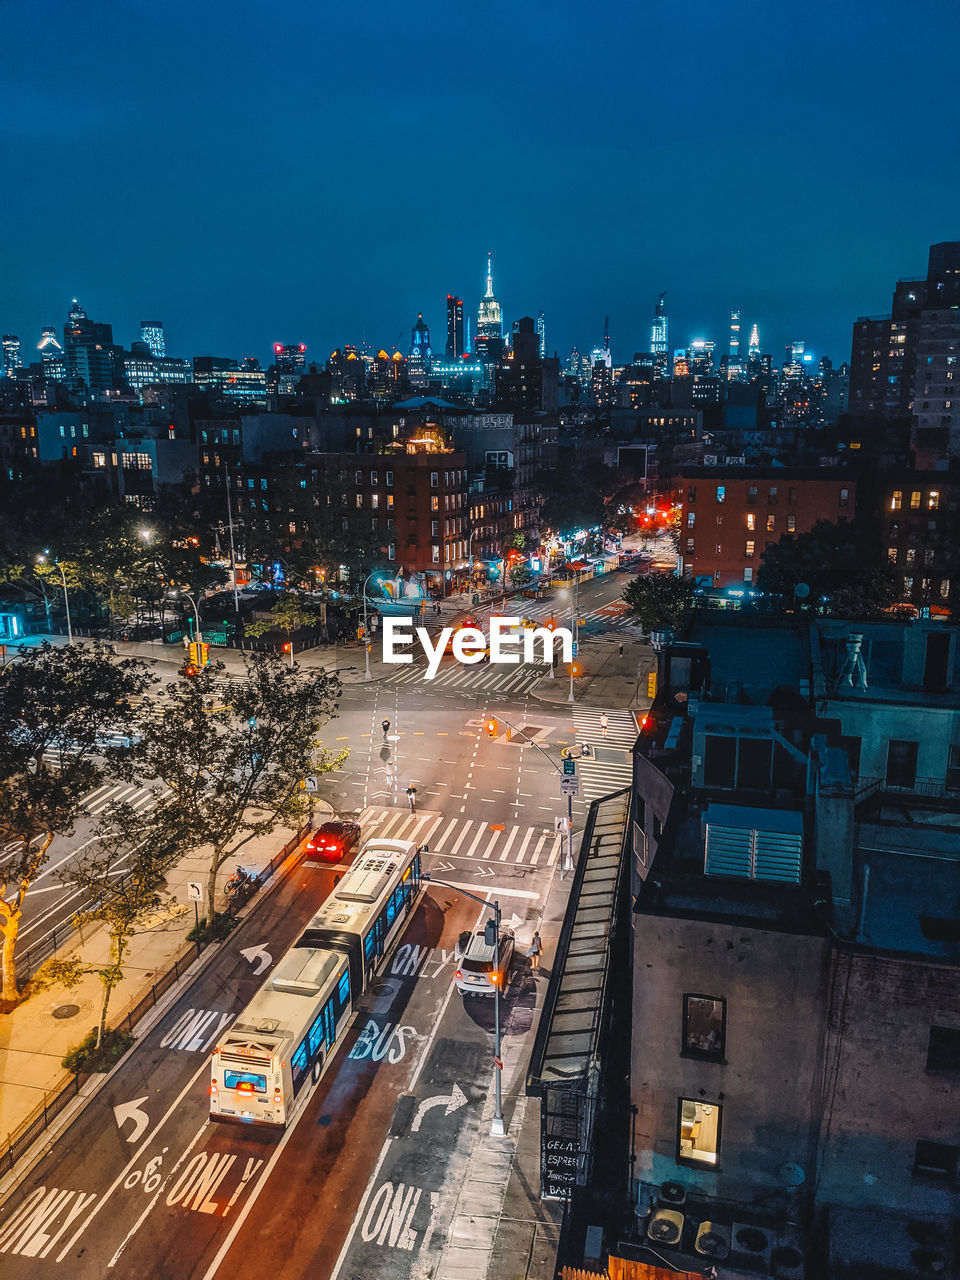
[382, 718, 390, 740]
[406, 784, 417, 812]
[527, 931, 542, 972]
[600, 712, 608, 737]
[618, 640, 624, 658]
[435, 602, 441, 617]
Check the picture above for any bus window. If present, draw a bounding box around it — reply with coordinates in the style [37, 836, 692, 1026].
[291, 1041, 309, 1095]
[323, 998, 336, 1050]
[363, 929, 376, 964]
[224, 1069, 266, 1094]
[308, 1012, 325, 1058]
[386, 894, 397, 927]
[337, 970, 350, 1011]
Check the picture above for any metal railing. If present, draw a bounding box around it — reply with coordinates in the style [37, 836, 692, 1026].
[855, 775, 960, 802]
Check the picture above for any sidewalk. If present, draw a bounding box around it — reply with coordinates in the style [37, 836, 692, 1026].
[0, 809, 328, 1187]
[533, 632, 656, 711]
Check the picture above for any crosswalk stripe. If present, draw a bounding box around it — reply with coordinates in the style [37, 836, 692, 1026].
[480, 828, 501, 859]
[464, 824, 488, 857]
[417, 814, 445, 847]
[498, 826, 520, 861]
[378, 810, 408, 837]
[516, 828, 534, 862]
[448, 821, 476, 857]
[431, 816, 460, 851]
[531, 832, 549, 864]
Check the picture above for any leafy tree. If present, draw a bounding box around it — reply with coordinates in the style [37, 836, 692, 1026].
[131, 656, 345, 932]
[621, 571, 694, 633]
[538, 461, 615, 536]
[244, 592, 322, 643]
[35, 800, 177, 1044]
[509, 561, 533, 589]
[0, 644, 153, 1002]
[757, 519, 897, 617]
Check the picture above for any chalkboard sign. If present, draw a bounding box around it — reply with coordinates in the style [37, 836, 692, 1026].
[542, 1137, 580, 1198]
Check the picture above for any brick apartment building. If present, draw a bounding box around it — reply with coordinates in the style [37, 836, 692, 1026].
[881, 474, 958, 612]
[678, 467, 856, 589]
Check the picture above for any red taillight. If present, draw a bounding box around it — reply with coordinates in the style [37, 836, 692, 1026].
[210, 1082, 218, 1095]
[455, 969, 462, 980]
[237, 1082, 254, 1094]
[273, 1089, 282, 1104]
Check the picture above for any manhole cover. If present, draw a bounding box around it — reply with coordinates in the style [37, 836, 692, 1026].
[52, 1004, 80, 1020]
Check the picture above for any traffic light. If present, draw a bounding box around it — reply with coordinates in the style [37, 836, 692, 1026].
[199, 642, 209, 667]
[188, 642, 199, 666]
[486, 718, 497, 738]
[647, 671, 657, 698]
[484, 918, 498, 946]
[357, 625, 365, 640]
[281, 642, 291, 653]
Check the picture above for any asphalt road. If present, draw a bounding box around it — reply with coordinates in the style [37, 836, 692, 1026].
[0, 559, 643, 1279]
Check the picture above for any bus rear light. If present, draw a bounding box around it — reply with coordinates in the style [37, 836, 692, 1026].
[210, 1082, 218, 1095]
[455, 969, 462, 980]
[273, 1089, 282, 1104]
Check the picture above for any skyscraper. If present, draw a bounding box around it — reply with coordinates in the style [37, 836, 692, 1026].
[727, 309, 743, 380]
[140, 320, 166, 359]
[2, 334, 21, 379]
[37, 326, 66, 381]
[650, 293, 668, 373]
[408, 312, 432, 387]
[748, 323, 760, 359]
[445, 295, 464, 359]
[537, 311, 546, 359]
[63, 300, 115, 392]
[475, 253, 504, 365]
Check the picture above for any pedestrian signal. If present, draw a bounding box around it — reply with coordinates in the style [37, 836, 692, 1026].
[647, 671, 657, 698]
[486, 718, 497, 738]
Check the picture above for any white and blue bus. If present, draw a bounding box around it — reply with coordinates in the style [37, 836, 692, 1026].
[210, 838, 424, 1129]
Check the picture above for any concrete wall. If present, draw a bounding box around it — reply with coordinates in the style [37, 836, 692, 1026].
[823, 696, 960, 786]
[631, 915, 830, 1202]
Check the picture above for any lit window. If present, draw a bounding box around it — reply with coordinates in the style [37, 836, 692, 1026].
[910, 491, 922, 509]
[371, 494, 379, 509]
[387, 494, 394, 509]
[888, 547, 898, 563]
[355, 494, 363, 508]
[746, 513, 755, 531]
[766, 515, 775, 533]
[682, 995, 725, 1061]
[431, 544, 440, 563]
[905, 548, 916, 564]
[891, 491, 902, 511]
[942, 579, 951, 599]
[743, 567, 753, 582]
[716, 485, 725, 503]
[678, 1099, 721, 1167]
[687, 512, 696, 528]
[929, 491, 940, 510]
[431, 497, 439, 512]
[786, 515, 796, 532]
[745, 540, 755, 557]
[370, 471, 378, 485]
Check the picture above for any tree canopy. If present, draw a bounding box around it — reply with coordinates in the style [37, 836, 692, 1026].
[757, 519, 897, 617]
[621, 571, 694, 633]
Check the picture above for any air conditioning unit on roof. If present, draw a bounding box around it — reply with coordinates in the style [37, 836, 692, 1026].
[647, 1209, 684, 1245]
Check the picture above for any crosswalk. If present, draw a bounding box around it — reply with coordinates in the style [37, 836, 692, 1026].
[506, 598, 640, 633]
[571, 708, 636, 803]
[382, 661, 548, 696]
[356, 805, 559, 868]
[84, 780, 167, 817]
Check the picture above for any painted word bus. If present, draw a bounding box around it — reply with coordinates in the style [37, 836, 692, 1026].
[210, 838, 423, 1128]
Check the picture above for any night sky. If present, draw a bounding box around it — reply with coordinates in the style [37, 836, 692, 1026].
[2, 0, 957, 370]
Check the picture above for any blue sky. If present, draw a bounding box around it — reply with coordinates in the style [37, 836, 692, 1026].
[1, 0, 957, 369]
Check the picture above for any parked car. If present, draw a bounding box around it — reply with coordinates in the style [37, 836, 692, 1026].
[454, 927, 515, 996]
[305, 820, 361, 863]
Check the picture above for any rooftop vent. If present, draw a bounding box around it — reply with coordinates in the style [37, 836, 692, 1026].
[704, 804, 803, 885]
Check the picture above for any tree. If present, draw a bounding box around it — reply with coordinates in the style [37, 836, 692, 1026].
[757, 519, 897, 617]
[621, 571, 694, 633]
[244, 592, 323, 644]
[0, 644, 153, 1003]
[131, 655, 345, 931]
[35, 800, 177, 1045]
[509, 561, 532, 589]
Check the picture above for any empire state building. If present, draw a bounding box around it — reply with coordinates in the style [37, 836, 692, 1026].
[475, 253, 505, 365]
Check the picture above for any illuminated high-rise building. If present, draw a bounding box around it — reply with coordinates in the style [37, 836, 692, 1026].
[726, 309, 743, 380]
[140, 320, 166, 359]
[408, 312, 432, 387]
[537, 311, 546, 358]
[475, 253, 504, 364]
[37, 327, 66, 381]
[687, 338, 715, 376]
[2, 334, 21, 379]
[650, 293, 668, 373]
[445, 295, 464, 359]
[272, 343, 307, 396]
[63, 300, 116, 392]
[748, 323, 760, 361]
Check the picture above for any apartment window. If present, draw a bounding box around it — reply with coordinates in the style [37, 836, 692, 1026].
[687, 486, 696, 502]
[386, 470, 393, 487]
[942, 578, 951, 599]
[786, 515, 797, 532]
[743, 567, 753, 582]
[355, 470, 363, 485]
[923, 548, 935, 566]
[715, 485, 725, 503]
[370, 470, 378, 485]
[905, 548, 916, 565]
[355, 494, 363, 508]
[788, 487, 798, 503]
[430, 471, 439, 488]
[766, 515, 776, 533]
[687, 512, 696, 528]
[716, 543, 722, 555]
[929, 490, 940, 510]
[903, 576, 914, 593]
[887, 547, 898, 563]
[59, 425, 66, 439]
[839, 488, 850, 509]
[677, 1099, 721, 1168]
[910, 490, 922, 509]
[745, 540, 755, 557]
[686, 538, 695, 554]
[431, 544, 440, 563]
[886, 739, 918, 789]
[747, 486, 758, 503]
[891, 490, 902, 511]
[682, 995, 725, 1061]
[913, 1141, 959, 1184]
[431, 497, 439, 512]
[768, 486, 778, 504]
[746, 513, 755, 531]
[387, 543, 396, 561]
[947, 746, 960, 792]
[371, 494, 379, 509]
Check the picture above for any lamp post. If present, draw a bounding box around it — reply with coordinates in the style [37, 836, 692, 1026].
[421, 871, 505, 1135]
[561, 574, 579, 704]
[362, 570, 381, 681]
[491, 711, 576, 875]
[37, 554, 72, 644]
[175, 589, 202, 650]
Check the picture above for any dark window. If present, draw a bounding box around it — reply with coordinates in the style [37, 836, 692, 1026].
[839, 735, 862, 778]
[914, 1140, 959, 1183]
[703, 734, 736, 788]
[683, 995, 726, 1061]
[927, 1027, 960, 1072]
[886, 739, 918, 789]
[923, 631, 951, 691]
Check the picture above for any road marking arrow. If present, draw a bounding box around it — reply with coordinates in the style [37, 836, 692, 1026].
[114, 1096, 150, 1144]
[473, 866, 496, 878]
[429, 859, 455, 872]
[410, 1083, 468, 1132]
[239, 944, 272, 975]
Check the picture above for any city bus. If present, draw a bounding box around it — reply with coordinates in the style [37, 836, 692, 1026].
[210, 838, 424, 1128]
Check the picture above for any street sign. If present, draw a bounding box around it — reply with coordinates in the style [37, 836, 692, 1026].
[562, 758, 576, 776]
[187, 881, 203, 903]
[560, 777, 580, 797]
[571, 641, 579, 657]
[304, 775, 319, 793]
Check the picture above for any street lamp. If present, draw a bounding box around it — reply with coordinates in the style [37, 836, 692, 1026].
[560, 574, 580, 704]
[37, 554, 72, 644]
[362, 570, 383, 681]
[421, 870, 506, 1136]
[171, 588, 202, 649]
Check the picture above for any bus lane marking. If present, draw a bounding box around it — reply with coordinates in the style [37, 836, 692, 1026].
[159, 1007, 235, 1053]
[0, 1187, 97, 1258]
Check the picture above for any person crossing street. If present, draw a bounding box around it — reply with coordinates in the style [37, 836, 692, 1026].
[600, 712, 609, 737]
[406, 784, 417, 812]
[382, 717, 390, 740]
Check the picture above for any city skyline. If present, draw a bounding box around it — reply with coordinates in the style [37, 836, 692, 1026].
[2, 0, 957, 369]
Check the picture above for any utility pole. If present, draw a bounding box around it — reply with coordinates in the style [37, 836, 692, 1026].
[224, 461, 240, 615]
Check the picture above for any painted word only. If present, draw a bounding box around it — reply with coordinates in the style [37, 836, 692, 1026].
[382, 616, 573, 680]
